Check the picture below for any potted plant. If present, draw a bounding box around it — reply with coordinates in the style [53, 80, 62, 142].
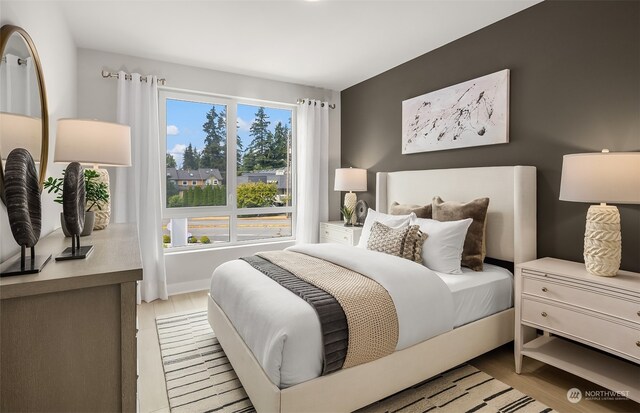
[43, 169, 110, 236]
[341, 206, 354, 226]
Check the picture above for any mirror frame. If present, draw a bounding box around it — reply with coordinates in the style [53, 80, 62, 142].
[0, 25, 49, 205]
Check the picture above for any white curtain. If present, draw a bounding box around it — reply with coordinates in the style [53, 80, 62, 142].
[1, 54, 21, 113]
[295, 99, 329, 243]
[25, 57, 39, 116]
[0, 55, 38, 116]
[114, 71, 168, 303]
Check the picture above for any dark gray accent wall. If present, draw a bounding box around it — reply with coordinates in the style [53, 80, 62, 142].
[341, 1, 639, 272]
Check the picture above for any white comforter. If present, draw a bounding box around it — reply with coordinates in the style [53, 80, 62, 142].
[210, 243, 455, 388]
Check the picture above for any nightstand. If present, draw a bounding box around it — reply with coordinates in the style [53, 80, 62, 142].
[515, 257, 640, 403]
[319, 221, 362, 246]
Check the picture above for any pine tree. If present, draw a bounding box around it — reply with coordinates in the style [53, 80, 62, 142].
[194, 147, 202, 169]
[193, 186, 204, 206]
[182, 143, 199, 170]
[166, 153, 177, 168]
[204, 185, 213, 206]
[183, 188, 192, 207]
[243, 107, 271, 172]
[236, 121, 244, 173]
[214, 185, 226, 205]
[200, 106, 227, 174]
[271, 122, 289, 169]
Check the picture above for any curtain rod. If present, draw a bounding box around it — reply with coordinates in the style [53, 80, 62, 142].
[1, 56, 26, 66]
[297, 98, 336, 109]
[101, 70, 167, 86]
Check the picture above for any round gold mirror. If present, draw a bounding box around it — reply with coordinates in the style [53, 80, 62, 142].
[0, 25, 49, 205]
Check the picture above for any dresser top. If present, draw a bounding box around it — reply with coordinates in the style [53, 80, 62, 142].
[323, 221, 363, 231]
[1, 224, 143, 299]
[519, 257, 640, 293]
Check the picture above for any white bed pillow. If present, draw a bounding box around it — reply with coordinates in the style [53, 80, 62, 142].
[357, 208, 413, 248]
[410, 216, 473, 274]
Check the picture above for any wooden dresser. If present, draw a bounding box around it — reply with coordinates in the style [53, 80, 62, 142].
[515, 258, 640, 403]
[0, 224, 143, 412]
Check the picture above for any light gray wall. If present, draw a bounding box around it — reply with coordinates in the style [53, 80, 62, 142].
[341, 1, 640, 272]
[76, 48, 341, 292]
[0, 1, 77, 261]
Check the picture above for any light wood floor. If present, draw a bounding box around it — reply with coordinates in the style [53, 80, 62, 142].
[138, 291, 639, 413]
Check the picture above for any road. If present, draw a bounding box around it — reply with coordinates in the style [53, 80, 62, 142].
[163, 215, 292, 244]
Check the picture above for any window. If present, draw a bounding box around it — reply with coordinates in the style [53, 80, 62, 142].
[160, 90, 295, 250]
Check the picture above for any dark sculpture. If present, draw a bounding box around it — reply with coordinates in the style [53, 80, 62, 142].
[0, 148, 51, 276]
[56, 162, 93, 261]
[355, 199, 369, 226]
[62, 162, 85, 235]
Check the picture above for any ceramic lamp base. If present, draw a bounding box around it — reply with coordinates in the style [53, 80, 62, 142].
[344, 192, 357, 225]
[89, 168, 111, 230]
[584, 204, 621, 277]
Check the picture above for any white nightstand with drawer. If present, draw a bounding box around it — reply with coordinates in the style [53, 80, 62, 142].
[319, 221, 362, 246]
[515, 258, 640, 403]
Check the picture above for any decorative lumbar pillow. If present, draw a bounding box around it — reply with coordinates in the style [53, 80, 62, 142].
[357, 208, 413, 248]
[390, 202, 432, 219]
[432, 196, 490, 271]
[402, 225, 425, 262]
[410, 217, 472, 274]
[367, 221, 424, 263]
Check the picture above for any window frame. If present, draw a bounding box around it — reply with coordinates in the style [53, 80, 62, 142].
[159, 88, 297, 250]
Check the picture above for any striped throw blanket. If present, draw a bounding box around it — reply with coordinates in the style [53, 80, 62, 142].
[240, 250, 399, 375]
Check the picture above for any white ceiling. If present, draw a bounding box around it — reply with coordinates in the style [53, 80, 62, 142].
[56, 0, 540, 91]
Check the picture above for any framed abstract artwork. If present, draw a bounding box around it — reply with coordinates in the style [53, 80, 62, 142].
[402, 69, 510, 154]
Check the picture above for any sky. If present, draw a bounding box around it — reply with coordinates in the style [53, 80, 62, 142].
[166, 98, 292, 169]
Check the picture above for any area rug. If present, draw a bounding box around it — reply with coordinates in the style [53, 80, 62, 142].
[156, 310, 554, 413]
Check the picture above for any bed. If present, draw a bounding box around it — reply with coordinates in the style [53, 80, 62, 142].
[208, 165, 536, 412]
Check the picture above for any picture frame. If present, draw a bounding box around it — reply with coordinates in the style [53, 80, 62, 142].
[402, 69, 510, 154]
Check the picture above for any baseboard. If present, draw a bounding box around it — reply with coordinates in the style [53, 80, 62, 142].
[167, 278, 211, 296]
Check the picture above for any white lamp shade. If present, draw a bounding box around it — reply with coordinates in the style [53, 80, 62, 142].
[0, 112, 42, 161]
[334, 168, 367, 192]
[560, 151, 640, 204]
[55, 118, 131, 166]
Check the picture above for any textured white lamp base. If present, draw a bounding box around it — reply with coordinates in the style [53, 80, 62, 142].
[584, 204, 621, 277]
[89, 168, 111, 230]
[344, 192, 357, 225]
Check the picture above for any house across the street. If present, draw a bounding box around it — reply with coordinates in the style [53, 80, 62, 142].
[167, 168, 223, 191]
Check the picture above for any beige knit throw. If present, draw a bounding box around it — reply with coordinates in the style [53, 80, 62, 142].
[257, 251, 399, 369]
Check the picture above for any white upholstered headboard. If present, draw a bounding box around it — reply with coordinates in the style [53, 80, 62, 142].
[376, 166, 536, 264]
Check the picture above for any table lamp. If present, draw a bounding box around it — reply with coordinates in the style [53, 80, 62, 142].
[55, 119, 131, 230]
[559, 149, 640, 276]
[0, 112, 42, 161]
[0, 112, 43, 205]
[334, 167, 367, 225]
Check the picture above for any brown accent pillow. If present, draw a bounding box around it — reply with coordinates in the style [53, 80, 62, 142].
[390, 202, 432, 219]
[432, 196, 489, 271]
[367, 221, 425, 263]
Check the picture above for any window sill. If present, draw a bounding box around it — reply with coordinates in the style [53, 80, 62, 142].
[163, 237, 295, 256]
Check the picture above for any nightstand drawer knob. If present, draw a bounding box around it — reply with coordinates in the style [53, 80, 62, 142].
[541, 312, 548, 318]
[541, 287, 548, 293]
[636, 341, 640, 348]
[637, 311, 640, 317]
